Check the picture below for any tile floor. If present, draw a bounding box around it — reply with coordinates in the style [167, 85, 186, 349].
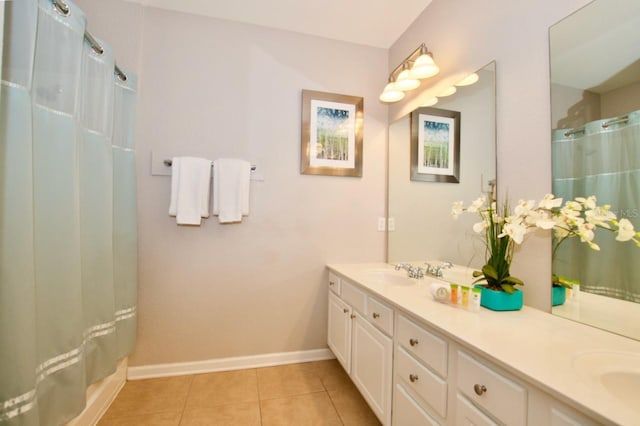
[99, 360, 381, 425]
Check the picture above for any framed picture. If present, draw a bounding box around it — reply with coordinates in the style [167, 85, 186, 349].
[410, 107, 460, 183]
[301, 90, 363, 177]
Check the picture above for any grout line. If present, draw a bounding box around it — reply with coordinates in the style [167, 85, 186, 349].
[177, 374, 195, 425]
[254, 368, 263, 425]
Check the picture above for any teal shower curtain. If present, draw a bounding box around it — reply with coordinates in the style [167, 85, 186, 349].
[552, 110, 640, 303]
[0, 1, 138, 424]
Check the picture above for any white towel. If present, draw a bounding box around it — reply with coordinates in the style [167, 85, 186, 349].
[168, 156, 212, 225]
[213, 158, 251, 223]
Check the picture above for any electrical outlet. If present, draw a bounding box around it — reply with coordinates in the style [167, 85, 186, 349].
[388, 217, 396, 232]
[377, 217, 386, 231]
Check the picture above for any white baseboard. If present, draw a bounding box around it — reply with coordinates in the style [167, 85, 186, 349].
[66, 358, 127, 426]
[127, 348, 335, 380]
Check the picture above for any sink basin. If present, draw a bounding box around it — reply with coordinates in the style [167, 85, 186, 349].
[573, 351, 640, 410]
[360, 269, 416, 287]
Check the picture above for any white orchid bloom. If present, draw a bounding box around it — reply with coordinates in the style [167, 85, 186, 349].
[472, 220, 488, 233]
[499, 221, 527, 244]
[514, 199, 535, 216]
[616, 218, 636, 242]
[534, 211, 556, 230]
[538, 194, 563, 209]
[467, 196, 486, 213]
[585, 206, 616, 228]
[451, 201, 464, 218]
[576, 196, 597, 209]
[577, 223, 595, 244]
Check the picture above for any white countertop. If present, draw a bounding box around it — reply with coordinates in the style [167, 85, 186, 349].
[327, 262, 640, 426]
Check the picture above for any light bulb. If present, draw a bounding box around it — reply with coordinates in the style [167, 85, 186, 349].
[456, 73, 479, 86]
[438, 86, 457, 97]
[412, 53, 440, 79]
[379, 83, 405, 103]
[394, 65, 420, 91]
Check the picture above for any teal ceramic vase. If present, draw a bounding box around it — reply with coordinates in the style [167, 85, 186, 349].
[479, 286, 523, 311]
[552, 285, 566, 306]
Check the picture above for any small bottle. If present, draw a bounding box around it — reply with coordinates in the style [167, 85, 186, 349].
[470, 287, 482, 312]
[450, 284, 459, 305]
[461, 286, 470, 308]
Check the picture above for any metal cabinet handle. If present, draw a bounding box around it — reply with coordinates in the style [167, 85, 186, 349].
[372, 312, 380, 319]
[409, 374, 419, 383]
[343, 308, 349, 313]
[409, 338, 419, 346]
[474, 384, 487, 396]
[329, 281, 335, 286]
[350, 314, 356, 319]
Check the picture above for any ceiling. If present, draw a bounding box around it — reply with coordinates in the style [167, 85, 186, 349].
[124, 0, 434, 48]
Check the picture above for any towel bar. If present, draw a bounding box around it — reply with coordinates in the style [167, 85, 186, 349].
[164, 159, 256, 172]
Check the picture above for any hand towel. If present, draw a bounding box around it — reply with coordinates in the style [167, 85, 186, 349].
[168, 156, 212, 225]
[213, 158, 251, 223]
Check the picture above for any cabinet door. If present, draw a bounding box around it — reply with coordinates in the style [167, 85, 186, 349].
[352, 313, 393, 425]
[328, 291, 352, 373]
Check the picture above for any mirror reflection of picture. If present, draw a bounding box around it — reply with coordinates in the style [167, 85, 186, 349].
[300, 90, 363, 177]
[410, 107, 460, 183]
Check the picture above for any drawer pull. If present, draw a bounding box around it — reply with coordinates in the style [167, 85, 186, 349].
[329, 281, 335, 286]
[409, 338, 419, 346]
[409, 374, 419, 383]
[372, 312, 380, 319]
[350, 314, 356, 319]
[343, 308, 349, 314]
[473, 384, 487, 396]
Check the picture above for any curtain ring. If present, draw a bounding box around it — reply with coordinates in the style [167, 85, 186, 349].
[54, 0, 71, 17]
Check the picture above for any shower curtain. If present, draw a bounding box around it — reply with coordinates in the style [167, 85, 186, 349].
[0, 1, 138, 424]
[552, 110, 640, 303]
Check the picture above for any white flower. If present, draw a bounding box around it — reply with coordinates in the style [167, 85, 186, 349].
[616, 218, 636, 242]
[538, 194, 563, 209]
[473, 220, 488, 233]
[451, 201, 464, 219]
[514, 199, 535, 216]
[576, 196, 597, 209]
[499, 220, 528, 244]
[585, 206, 616, 228]
[467, 196, 486, 213]
[577, 223, 595, 244]
[534, 211, 556, 230]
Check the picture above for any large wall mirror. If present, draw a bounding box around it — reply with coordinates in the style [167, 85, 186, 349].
[550, 0, 640, 341]
[388, 62, 496, 268]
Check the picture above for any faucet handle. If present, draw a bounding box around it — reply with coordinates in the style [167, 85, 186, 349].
[395, 263, 405, 271]
[441, 261, 453, 269]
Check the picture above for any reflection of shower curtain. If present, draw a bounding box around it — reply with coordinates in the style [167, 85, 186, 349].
[0, 1, 138, 424]
[552, 110, 640, 303]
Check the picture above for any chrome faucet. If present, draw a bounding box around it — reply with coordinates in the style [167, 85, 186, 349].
[424, 261, 453, 278]
[394, 263, 424, 279]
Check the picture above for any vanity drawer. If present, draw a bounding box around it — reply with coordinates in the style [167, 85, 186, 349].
[396, 346, 447, 418]
[456, 393, 498, 426]
[328, 272, 341, 295]
[341, 279, 367, 314]
[397, 315, 448, 378]
[394, 384, 440, 426]
[457, 351, 526, 426]
[367, 296, 394, 336]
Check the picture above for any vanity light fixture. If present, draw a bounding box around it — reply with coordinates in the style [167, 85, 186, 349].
[456, 72, 479, 86]
[421, 97, 438, 107]
[379, 43, 439, 103]
[438, 86, 457, 97]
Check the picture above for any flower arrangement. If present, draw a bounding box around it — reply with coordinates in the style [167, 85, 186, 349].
[451, 194, 640, 294]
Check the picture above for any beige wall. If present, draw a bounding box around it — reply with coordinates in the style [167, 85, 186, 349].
[601, 80, 640, 118]
[551, 83, 601, 129]
[76, 1, 387, 366]
[389, 0, 591, 310]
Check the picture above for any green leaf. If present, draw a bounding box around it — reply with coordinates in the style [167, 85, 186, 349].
[503, 276, 524, 286]
[472, 270, 483, 278]
[500, 283, 516, 294]
[481, 264, 498, 280]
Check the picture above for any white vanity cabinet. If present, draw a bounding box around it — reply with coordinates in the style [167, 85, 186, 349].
[327, 275, 393, 425]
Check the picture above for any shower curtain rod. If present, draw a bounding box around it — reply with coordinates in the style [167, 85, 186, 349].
[53, 0, 128, 82]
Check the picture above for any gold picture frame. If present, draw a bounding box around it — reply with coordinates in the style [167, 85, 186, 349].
[301, 90, 363, 177]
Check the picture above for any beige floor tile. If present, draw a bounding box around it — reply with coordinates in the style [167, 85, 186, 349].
[97, 410, 182, 426]
[312, 359, 352, 391]
[257, 362, 325, 400]
[185, 369, 259, 409]
[179, 402, 261, 426]
[102, 376, 192, 419]
[328, 384, 381, 426]
[260, 392, 342, 426]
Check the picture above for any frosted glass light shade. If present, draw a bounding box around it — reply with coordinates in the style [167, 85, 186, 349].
[379, 83, 405, 103]
[394, 68, 420, 91]
[456, 73, 479, 86]
[438, 86, 457, 97]
[421, 97, 438, 107]
[412, 53, 440, 79]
